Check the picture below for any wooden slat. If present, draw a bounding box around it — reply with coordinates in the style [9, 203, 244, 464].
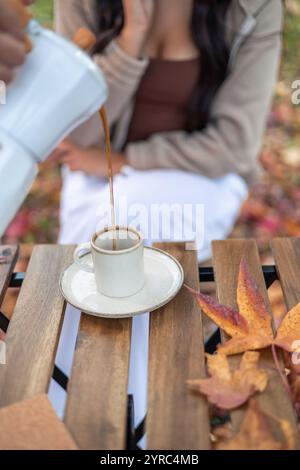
[0, 245, 74, 407]
[271, 238, 300, 310]
[147, 242, 210, 450]
[0, 246, 19, 305]
[64, 315, 132, 450]
[212, 240, 300, 447]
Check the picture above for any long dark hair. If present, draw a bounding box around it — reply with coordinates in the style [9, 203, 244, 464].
[94, 0, 231, 132]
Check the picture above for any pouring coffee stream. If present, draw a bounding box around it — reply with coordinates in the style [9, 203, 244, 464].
[72, 30, 117, 250]
[72, 32, 118, 250]
[99, 107, 117, 251]
[72, 31, 117, 250]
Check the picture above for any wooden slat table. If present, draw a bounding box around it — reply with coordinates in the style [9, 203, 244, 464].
[0, 240, 299, 450]
[64, 315, 132, 450]
[147, 243, 210, 450]
[0, 246, 74, 407]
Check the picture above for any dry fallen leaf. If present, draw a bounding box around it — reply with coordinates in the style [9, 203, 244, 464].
[215, 400, 295, 450]
[186, 258, 300, 355]
[187, 351, 268, 409]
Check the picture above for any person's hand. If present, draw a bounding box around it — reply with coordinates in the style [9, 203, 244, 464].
[60, 140, 107, 176]
[51, 140, 127, 177]
[117, 0, 154, 58]
[0, 0, 34, 83]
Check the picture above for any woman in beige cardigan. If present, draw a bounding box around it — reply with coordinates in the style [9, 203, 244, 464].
[52, 0, 283, 435]
[54, 0, 283, 259]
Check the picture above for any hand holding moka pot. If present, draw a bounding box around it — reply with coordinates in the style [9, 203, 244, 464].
[0, 0, 108, 236]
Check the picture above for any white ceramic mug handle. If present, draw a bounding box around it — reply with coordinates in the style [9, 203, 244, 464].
[73, 243, 94, 273]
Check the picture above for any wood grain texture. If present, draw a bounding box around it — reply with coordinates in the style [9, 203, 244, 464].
[0, 245, 74, 408]
[212, 240, 300, 448]
[0, 246, 19, 306]
[64, 315, 132, 450]
[147, 242, 210, 450]
[271, 238, 300, 310]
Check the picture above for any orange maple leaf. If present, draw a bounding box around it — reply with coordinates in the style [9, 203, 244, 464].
[186, 258, 300, 355]
[187, 351, 268, 410]
[214, 399, 295, 450]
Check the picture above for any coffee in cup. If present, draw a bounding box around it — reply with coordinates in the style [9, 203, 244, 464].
[73, 226, 145, 298]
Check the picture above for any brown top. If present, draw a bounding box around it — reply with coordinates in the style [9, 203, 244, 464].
[127, 58, 200, 143]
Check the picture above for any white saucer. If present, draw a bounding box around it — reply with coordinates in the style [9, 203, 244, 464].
[59, 247, 184, 318]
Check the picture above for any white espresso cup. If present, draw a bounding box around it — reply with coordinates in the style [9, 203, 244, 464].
[74, 226, 145, 298]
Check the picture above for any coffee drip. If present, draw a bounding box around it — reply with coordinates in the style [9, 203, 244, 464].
[99, 107, 117, 250]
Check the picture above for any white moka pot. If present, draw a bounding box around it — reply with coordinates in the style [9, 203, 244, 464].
[0, 20, 108, 236]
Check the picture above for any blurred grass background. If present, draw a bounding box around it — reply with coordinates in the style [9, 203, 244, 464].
[32, 0, 53, 25]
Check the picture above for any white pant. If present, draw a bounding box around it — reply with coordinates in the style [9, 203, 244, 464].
[49, 167, 248, 433]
